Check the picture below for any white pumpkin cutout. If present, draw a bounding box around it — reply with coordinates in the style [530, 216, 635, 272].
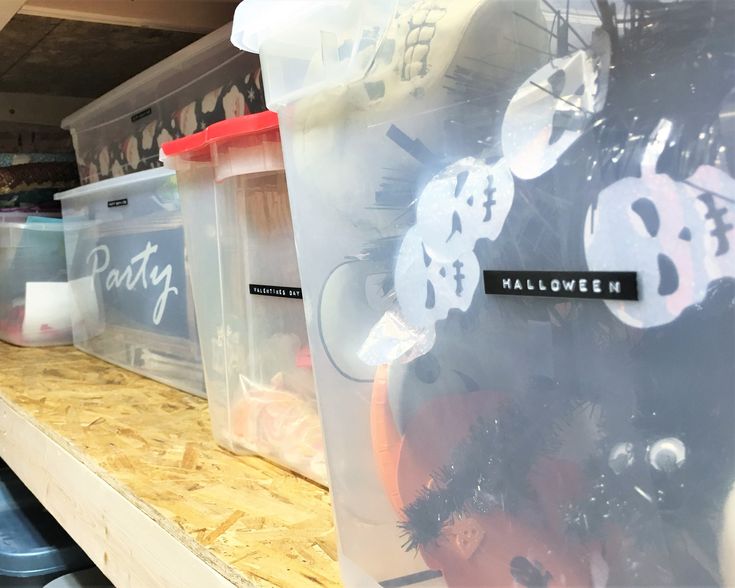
[501, 29, 611, 180]
[415, 157, 515, 260]
[395, 227, 480, 330]
[584, 120, 735, 328]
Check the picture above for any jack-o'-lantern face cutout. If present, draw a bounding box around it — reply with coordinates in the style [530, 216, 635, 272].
[584, 121, 735, 328]
[415, 157, 515, 261]
[394, 227, 481, 331]
[383, 390, 593, 588]
[502, 29, 611, 181]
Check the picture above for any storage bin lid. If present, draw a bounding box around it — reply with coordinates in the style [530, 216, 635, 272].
[0, 219, 65, 233]
[54, 167, 175, 202]
[161, 110, 278, 160]
[160, 111, 283, 180]
[0, 468, 90, 578]
[231, 0, 398, 108]
[61, 24, 239, 132]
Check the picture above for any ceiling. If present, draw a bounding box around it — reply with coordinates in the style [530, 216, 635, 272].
[0, 1, 241, 144]
[0, 14, 203, 99]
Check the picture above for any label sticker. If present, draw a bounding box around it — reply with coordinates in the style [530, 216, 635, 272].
[78, 228, 190, 338]
[131, 107, 152, 122]
[107, 198, 128, 208]
[484, 271, 638, 301]
[249, 284, 303, 299]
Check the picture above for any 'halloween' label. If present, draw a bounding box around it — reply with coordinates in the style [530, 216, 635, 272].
[484, 271, 638, 301]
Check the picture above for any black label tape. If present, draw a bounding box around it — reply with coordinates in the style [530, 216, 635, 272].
[484, 271, 638, 301]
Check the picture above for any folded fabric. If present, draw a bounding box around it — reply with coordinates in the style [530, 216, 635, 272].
[0, 152, 75, 168]
[0, 188, 63, 210]
[0, 162, 79, 195]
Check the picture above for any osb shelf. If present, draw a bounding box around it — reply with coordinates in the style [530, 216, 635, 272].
[0, 342, 339, 588]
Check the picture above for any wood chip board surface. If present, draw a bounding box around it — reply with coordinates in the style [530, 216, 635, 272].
[0, 342, 340, 588]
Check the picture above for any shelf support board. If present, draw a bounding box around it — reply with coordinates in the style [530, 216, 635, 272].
[0, 394, 239, 588]
[0, 0, 26, 32]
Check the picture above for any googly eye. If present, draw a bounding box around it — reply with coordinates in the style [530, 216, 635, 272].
[413, 352, 440, 384]
[648, 437, 686, 473]
[608, 442, 635, 475]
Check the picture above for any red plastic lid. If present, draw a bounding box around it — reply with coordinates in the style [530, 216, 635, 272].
[161, 110, 279, 161]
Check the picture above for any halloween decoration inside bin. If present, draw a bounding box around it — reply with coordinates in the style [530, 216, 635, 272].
[234, 0, 735, 586]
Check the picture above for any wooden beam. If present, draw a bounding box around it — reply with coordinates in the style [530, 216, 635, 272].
[0, 92, 91, 126]
[0, 396, 237, 588]
[19, 0, 237, 34]
[0, 0, 27, 32]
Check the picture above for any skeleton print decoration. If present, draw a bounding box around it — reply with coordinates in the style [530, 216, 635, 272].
[394, 157, 513, 337]
[415, 158, 515, 260]
[394, 227, 480, 330]
[585, 120, 735, 328]
[358, 0, 544, 112]
[502, 29, 611, 180]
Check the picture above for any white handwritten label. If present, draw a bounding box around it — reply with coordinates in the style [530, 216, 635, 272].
[86, 241, 179, 325]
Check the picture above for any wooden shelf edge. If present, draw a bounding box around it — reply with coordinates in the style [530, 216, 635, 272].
[18, 0, 237, 33]
[0, 392, 242, 588]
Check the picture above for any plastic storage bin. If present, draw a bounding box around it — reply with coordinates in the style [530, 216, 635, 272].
[55, 168, 204, 396]
[0, 463, 91, 587]
[0, 217, 72, 347]
[235, 0, 735, 586]
[43, 569, 112, 588]
[161, 111, 325, 483]
[62, 24, 265, 186]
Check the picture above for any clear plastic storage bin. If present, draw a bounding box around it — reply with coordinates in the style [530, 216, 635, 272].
[55, 168, 204, 396]
[62, 24, 263, 185]
[161, 111, 325, 484]
[0, 217, 72, 347]
[235, 0, 735, 586]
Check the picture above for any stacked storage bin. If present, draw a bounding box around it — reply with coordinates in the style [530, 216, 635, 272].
[61, 24, 266, 186]
[161, 112, 325, 483]
[234, 0, 735, 586]
[56, 22, 268, 393]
